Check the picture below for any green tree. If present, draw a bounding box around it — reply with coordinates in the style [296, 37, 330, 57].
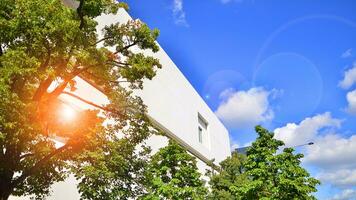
[238, 126, 320, 200]
[141, 140, 207, 200]
[0, 0, 161, 199]
[207, 152, 248, 200]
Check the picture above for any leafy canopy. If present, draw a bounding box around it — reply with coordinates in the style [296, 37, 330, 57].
[207, 152, 248, 200]
[0, 0, 162, 199]
[207, 126, 320, 200]
[238, 126, 320, 200]
[141, 140, 207, 200]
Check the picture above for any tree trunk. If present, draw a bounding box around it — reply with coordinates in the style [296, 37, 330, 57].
[0, 192, 11, 200]
[0, 181, 12, 200]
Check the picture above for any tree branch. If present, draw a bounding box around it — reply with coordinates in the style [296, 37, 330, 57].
[93, 36, 112, 46]
[11, 144, 69, 189]
[114, 41, 138, 55]
[77, 0, 85, 29]
[107, 60, 129, 67]
[61, 91, 109, 111]
[47, 65, 94, 100]
[33, 41, 71, 101]
[0, 145, 4, 158]
[38, 43, 51, 72]
[61, 91, 133, 116]
[19, 153, 35, 160]
[32, 77, 54, 101]
[82, 71, 131, 88]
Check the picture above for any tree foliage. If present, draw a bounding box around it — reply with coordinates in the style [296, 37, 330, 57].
[0, 0, 161, 199]
[237, 126, 320, 199]
[141, 140, 207, 200]
[207, 152, 248, 200]
[207, 126, 320, 200]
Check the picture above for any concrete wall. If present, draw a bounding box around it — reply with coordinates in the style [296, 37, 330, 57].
[96, 8, 231, 164]
[64, 0, 231, 165]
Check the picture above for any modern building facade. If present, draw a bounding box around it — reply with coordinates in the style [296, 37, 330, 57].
[89, 5, 230, 173]
[11, 3, 231, 199]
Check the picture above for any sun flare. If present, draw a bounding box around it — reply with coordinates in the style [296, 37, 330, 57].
[60, 104, 77, 122]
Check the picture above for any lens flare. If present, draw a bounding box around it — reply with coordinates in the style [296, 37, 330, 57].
[60, 104, 76, 122]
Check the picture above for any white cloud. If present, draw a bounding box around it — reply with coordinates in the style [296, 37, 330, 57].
[339, 64, 356, 89]
[274, 113, 356, 192]
[304, 134, 356, 170]
[330, 189, 356, 200]
[215, 87, 274, 129]
[219, 88, 235, 99]
[274, 112, 341, 147]
[172, 0, 188, 27]
[304, 134, 356, 189]
[318, 169, 356, 187]
[346, 90, 356, 114]
[341, 48, 353, 58]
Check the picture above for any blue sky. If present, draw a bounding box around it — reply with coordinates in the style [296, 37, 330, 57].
[125, 0, 356, 199]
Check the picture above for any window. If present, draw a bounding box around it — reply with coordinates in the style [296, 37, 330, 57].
[198, 127, 203, 143]
[198, 114, 208, 146]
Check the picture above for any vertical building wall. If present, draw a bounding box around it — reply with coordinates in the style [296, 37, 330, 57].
[96, 8, 231, 165]
[64, 0, 231, 165]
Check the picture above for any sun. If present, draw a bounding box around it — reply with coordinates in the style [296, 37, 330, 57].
[59, 103, 77, 122]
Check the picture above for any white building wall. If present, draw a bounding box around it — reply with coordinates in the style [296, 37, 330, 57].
[96, 8, 231, 164]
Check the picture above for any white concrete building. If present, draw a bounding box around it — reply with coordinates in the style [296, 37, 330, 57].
[12, 4, 231, 200]
[84, 6, 230, 173]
